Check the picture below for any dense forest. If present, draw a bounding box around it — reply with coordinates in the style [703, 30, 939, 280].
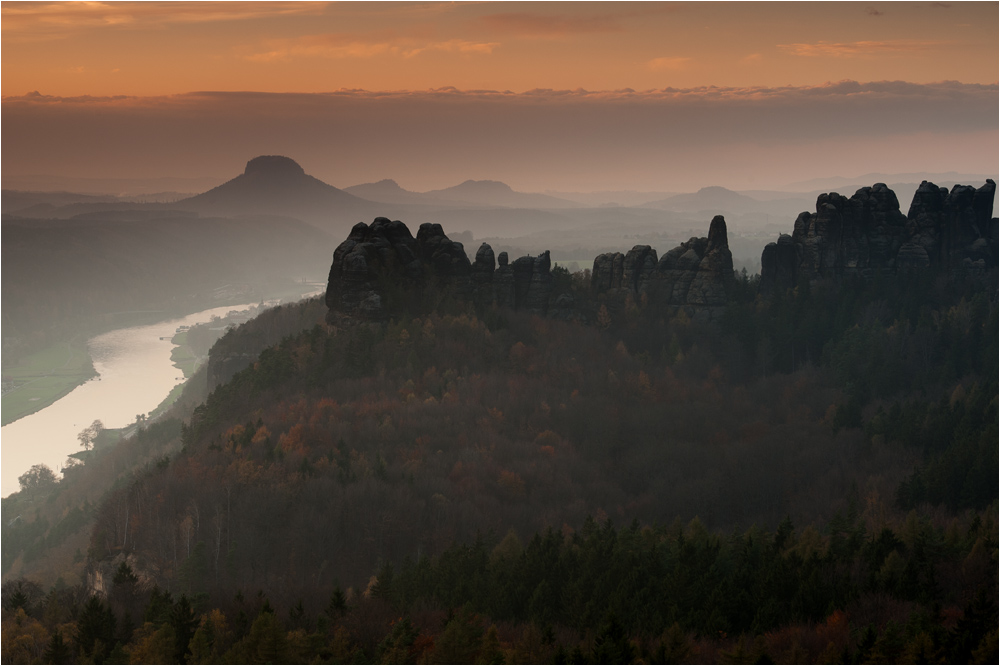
[2, 235, 997, 663]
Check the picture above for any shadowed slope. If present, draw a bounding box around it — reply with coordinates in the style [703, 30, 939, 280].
[177, 156, 375, 229]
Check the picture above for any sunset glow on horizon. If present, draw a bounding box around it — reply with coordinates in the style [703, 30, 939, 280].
[4, 2, 996, 97]
[2, 2, 997, 191]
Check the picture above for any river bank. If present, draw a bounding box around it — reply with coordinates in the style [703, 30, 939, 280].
[0, 304, 258, 496]
[1, 339, 97, 426]
[1, 281, 322, 426]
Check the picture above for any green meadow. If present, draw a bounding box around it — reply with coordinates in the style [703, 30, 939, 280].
[168, 330, 200, 379]
[1, 341, 97, 425]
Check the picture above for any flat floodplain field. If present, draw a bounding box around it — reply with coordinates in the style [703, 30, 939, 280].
[1, 341, 96, 425]
[168, 329, 199, 378]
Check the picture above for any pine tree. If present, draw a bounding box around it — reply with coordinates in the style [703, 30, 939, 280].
[170, 595, 198, 663]
[592, 613, 634, 664]
[75, 596, 117, 662]
[143, 586, 174, 625]
[326, 586, 348, 618]
[43, 629, 71, 665]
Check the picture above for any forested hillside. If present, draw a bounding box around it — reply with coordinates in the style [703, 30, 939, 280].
[3, 252, 996, 663]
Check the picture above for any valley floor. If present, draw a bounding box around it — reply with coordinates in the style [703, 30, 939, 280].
[1, 339, 96, 426]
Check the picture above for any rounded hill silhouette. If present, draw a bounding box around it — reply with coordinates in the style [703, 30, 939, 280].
[177, 155, 372, 227]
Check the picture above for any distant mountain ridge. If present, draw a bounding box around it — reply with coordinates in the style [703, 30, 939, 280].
[640, 186, 814, 221]
[10, 158, 995, 254]
[345, 177, 581, 209]
[642, 186, 760, 211]
[176, 156, 374, 227]
[343, 179, 422, 205]
[424, 179, 580, 208]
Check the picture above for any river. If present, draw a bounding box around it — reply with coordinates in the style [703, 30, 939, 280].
[1, 304, 254, 496]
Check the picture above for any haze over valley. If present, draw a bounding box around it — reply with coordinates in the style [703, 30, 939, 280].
[7, 156, 996, 280]
[2, 3, 997, 664]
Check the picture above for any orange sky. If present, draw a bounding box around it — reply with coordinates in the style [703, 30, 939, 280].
[3, 1, 997, 96]
[2, 2, 997, 191]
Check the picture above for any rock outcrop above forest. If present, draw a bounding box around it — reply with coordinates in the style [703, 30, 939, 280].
[324, 217, 554, 321]
[325, 216, 739, 323]
[590, 215, 736, 318]
[760, 180, 998, 293]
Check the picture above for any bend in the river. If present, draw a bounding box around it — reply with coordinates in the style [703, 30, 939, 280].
[0, 304, 254, 496]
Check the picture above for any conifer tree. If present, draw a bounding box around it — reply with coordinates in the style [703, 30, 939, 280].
[75, 596, 117, 662]
[42, 629, 71, 665]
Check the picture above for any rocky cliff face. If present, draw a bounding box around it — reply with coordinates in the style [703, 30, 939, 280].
[905, 180, 997, 271]
[325, 214, 738, 322]
[325, 215, 736, 325]
[760, 180, 997, 293]
[591, 215, 736, 318]
[325, 217, 554, 321]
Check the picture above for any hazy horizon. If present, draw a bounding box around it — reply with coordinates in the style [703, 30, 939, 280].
[3, 2, 997, 194]
[4, 162, 998, 201]
[4, 82, 997, 195]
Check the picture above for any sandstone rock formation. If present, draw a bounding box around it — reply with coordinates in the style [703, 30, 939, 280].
[591, 215, 736, 318]
[760, 180, 997, 293]
[325, 218, 555, 321]
[904, 180, 997, 271]
[512, 251, 554, 313]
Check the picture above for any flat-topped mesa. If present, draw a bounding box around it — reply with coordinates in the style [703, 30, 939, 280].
[324, 218, 555, 322]
[760, 180, 997, 293]
[591, 215, 736, 319]
[243, 155, 306, 178]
